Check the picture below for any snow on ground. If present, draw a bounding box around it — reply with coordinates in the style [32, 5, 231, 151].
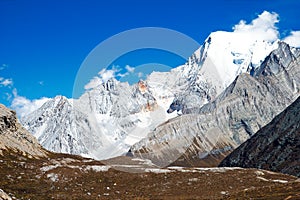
[47, 173, 59, 182]
[257, 176, 289, 183]
[85, 165, 111, 172]
[145, 168, 172, 173]
[272, 179, 289, 183]
[131, 158, 156, 166]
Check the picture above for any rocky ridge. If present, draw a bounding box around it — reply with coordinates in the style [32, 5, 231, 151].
[0, 104, 47, 158]
[130, 42, 300, 167]
[219, 96, 300, 177]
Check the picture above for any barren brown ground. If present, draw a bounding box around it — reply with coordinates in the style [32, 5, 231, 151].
[1, 151, 300, 200]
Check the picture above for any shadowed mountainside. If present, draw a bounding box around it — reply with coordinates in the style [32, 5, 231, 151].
[220, 96, 300, 177]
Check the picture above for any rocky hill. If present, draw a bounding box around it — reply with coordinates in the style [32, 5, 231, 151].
[0, 104, 47, 158]
[219, 96, 300, 177]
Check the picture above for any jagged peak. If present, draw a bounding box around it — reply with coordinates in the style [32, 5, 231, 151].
[47, 95, 70, 107]
[252, 41, 299, 77]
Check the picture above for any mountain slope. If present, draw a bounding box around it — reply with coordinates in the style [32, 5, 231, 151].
[130, 42, 300, 167]
[219, 96, 300, 177]
[0, 104, 47, 158]
[22, 96, 107, 157]
[21, 31, 279, 160]
[22, 80, 176, 160]
[166, 31, 278, 114]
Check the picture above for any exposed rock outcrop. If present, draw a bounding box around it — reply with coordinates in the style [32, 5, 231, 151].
[219, 96, 300, 177]
[0, 189, 12, 200]
[0, 104, 47, 158]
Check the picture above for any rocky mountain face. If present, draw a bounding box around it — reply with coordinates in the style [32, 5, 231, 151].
[130, 42, 300, 167]
[22, 79, 177, 160]
[167, 31, 278, 114]
[219, 96, 300, 177]
[22, 96, 98, 157]
[21, 30, 278, 160]
[0, 104, 47, 158]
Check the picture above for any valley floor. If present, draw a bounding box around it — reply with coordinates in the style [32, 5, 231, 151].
[1, 152, 300, 199]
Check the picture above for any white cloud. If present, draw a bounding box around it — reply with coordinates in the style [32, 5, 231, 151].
[84, 76, 103, 90]
[117, 72, 129, 78]
[117, 65, 135, 78]
[0, 64, 8, 71]
[98, 67, 119, 82]
[0, 77, 13, 87]
[84, 67, 119, 90]
[85, 65, 138, 90]
[283, 31, 300, 48]
[125, 65, 135, 73]
[1, 79, 13, 87]
[5, 93, 12, 101]
[10, 89, 51, 118]
[137, 72, 144, 78]
[233, 11, 279, 42]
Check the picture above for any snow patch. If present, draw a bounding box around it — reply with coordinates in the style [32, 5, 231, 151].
[85, 165, 111, 172]
[255, 170, 265, 176]
[47, 173, 59, 182]
[257, 176, 269, 182]
[144, 168, 172, 173]
[272, 179, 288, 183]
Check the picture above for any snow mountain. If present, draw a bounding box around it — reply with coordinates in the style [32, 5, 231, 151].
[22, 30, 280, 160]
[130, 42, 300, 167]
[165, 31, 278, 114]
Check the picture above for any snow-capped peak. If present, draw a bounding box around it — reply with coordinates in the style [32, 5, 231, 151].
[164, 30, 279, 114]
[22, 29, 281, 160]
[198, 31, 279, 87]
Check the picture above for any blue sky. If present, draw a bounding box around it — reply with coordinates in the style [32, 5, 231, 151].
[1, 0, 300, 110]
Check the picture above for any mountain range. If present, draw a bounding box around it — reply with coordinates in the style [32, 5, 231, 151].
[131, 41, 300, 167]
[21, 30, 286, 163]
[1, 26, 300, 199]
